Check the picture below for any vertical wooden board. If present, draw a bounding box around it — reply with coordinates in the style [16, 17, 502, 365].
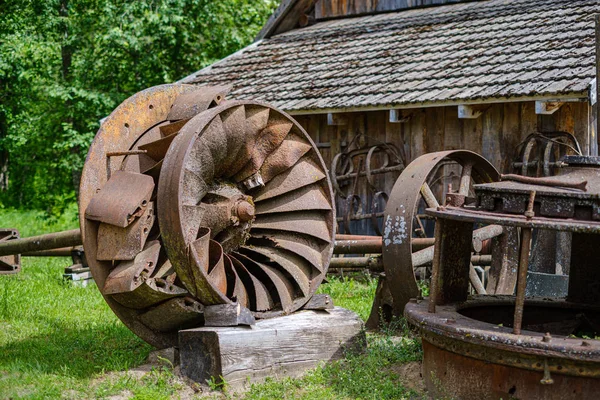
[425, 107, 445, 153]
[321, 116, 335, 169]
[568, 102, 591, 156]
[443, 106, 463, 151]
[385, 116, 404, 196]
[588, 102, 597, 156]
[537, 113, 556, 133]
[520, 102, 537, 136]
[555, 103, 575, 134]
[461, 112, 483, 154]
[481, 104, 504, 172]
[296, 115, 309, 132]
[410, 109, 426, 160]
[500, 102, 521, 172]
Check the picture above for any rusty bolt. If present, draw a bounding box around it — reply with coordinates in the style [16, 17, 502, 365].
[542, 332, 552, 343]
[236, 201, 255, 222]
[525, 190, 536, 219]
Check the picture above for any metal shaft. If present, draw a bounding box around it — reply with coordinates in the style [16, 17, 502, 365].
[22, 247, 80, 257]
[329, 256, 383, 271]
[513, 226, 532, 335]
[514, 190, 536, 335]
[428, 218, 444, 313]
[333, 237, 435, 254]
[500, 174, 587, 191]
[0, 229, 82, 257]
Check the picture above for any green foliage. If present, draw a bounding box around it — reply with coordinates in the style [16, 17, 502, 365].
[0, 0, 276, 214]
[243, 334, 423, 400]
[317, 274, 378, 321]
[0, 209, 423, 399]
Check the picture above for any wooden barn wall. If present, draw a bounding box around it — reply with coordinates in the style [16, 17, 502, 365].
[314, 0, 469, 19]
[294, 100, 591, 234]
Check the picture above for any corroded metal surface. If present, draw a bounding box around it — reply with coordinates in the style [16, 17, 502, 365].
[412, 152, 600, 399]
[78, 84, 334, 347]
[0, 229, 20, 274]
[381, 150, 500, 315]
[0, 229, 81, 258]
[158, 100, 334, 318]
[408, 297, 600, 399]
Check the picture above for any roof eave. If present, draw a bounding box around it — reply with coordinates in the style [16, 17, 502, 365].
[285, 92, 590, 115]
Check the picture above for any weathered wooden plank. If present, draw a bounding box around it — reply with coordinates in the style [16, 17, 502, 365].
[444, 106, 463, 151]
[425, 107, 445, 153]
[521, 102, 537, 136]
[500, 102, 521, 173]
[409, 109, 425, 161]
[179, 307, 366, 391]
[315, 0, 469, 19]
[461, 110, 483, 154]
[481, 104, 504, 171]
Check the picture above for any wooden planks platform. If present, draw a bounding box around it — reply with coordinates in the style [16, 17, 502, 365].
[179, 307, 365, 391]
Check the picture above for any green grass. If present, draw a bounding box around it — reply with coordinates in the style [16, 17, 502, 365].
[0, 209, 423, 399]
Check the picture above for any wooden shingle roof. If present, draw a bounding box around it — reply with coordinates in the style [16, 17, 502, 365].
[182, 0, 599, 113]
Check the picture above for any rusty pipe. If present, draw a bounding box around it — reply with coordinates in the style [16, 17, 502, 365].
[22, 246, 81, 257]
[0, 229, 82, 257]
[333, 237, 435, 254]
[335, 234, 380, 240]
[500, 174, 587, 191]
[329, 256, 383, 271]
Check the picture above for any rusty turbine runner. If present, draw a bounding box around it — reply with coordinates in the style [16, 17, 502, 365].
[79, 84, 335, 348]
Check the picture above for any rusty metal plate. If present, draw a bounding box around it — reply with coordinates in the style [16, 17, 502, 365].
[103, 241, 160, 294]
[79, 84, 219, 349]
[166, 85, 229, 120]
[85, 171, 154, 228]
[139, 297, 204, 332]
[96, 202, 155, 260]
[0, 229, 20, 275]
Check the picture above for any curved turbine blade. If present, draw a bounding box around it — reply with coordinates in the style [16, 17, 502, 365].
[255, 184, 331, 215]
[251, 157, 326, 202]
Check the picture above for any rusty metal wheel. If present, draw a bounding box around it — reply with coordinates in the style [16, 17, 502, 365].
[80, 85, 334, 348]
[381, 150, 500, 315]
[158, 100, 334, 318]
[80, 84, 229, 348]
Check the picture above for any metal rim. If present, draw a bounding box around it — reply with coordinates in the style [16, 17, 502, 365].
[381, 150, 500, 314]
[79, 84, 225, 348]
[157, 100, 335, 318]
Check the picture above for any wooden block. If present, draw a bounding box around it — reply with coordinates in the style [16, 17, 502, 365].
[179, 307, 365, 391]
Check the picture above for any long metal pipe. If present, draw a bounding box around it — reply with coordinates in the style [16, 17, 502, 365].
[334, 236, 435, 254]
[329, 256, 383, 271]
[22, 247, 81, 257]
[0, 229, 82, 257]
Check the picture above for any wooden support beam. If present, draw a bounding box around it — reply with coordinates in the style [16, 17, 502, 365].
[535, 101, 565, 115]
[327, 112, 348, 126]
[389, 109, 411, 123]
[457, 104, 489, 119]
[179, 307, 365, 392]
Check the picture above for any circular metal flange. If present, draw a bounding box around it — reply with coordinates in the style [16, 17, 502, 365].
[158, 100, 335, 318]
[406, 296, 600, 399]
[381, 150, 499, 315]
[80, 84, 226, 348]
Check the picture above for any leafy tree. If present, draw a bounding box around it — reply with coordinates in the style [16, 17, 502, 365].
[0, 0, 276, 215]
